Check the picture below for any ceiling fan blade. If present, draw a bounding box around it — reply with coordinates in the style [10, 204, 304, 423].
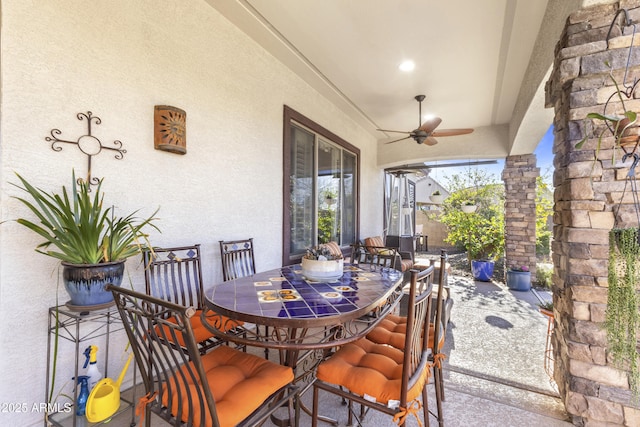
[418, 117, 442, 133]
[431, 128, 474, 137]
[424, 137, 438, 146]
[376, 128, 411, 134]
[384, 136, 411, 144]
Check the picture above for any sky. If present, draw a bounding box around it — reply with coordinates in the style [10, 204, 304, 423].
[433, 124, 554, 187]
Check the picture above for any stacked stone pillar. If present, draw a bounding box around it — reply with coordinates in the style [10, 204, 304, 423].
[546, 1, 640, 424]
[502, 154, 539, 279]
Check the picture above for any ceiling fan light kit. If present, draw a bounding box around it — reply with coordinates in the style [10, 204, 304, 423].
[378, 94, 473, 146]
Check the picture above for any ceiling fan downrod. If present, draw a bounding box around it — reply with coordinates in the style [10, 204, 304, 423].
[415, 94, 425, 129]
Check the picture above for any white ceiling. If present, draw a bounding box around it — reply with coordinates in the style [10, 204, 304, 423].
[206, 0, 600, 168]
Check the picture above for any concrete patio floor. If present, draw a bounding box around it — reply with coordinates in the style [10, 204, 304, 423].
[110, 269, 572, 427]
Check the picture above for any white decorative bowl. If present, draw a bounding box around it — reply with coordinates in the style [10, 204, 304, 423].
[301, 258, 344, 281]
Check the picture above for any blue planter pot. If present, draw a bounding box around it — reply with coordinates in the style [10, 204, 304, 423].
[62, 260, 125, 307]
[471, 260, 494, 282]
[506, 270, 531, 291]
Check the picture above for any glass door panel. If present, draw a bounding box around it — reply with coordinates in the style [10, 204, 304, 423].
[289, 125, 315, 257]
[317, 139, 340, 244]
[342, 151, 356, 245]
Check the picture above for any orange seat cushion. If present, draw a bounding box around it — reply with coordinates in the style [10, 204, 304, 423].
[367, 314, 444, 351]
[364, 236, 386, 254]
[160, 310, 243, 348]
[163, 345, 294, 427]
[399, 259, 414, 272]
[316, 337, 428, 405]
[324, 241, 343, 258]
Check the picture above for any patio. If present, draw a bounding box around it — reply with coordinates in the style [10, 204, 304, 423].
[4, 2, 640, 426]
[109, 256, 571, 427]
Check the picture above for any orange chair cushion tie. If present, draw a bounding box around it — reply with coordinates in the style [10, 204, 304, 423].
[392, 399, 423, 427]
[432, 352, 447, 369]
[136, 391, 158, 425]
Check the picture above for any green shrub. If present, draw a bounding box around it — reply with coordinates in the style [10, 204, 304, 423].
[536, 264, 553, 288]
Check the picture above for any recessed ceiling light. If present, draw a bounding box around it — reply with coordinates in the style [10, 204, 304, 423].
[399, 60, 415, 72]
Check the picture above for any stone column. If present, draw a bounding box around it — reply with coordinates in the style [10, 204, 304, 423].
[546, 1, 640, 424]
[502, 154, 540, 279]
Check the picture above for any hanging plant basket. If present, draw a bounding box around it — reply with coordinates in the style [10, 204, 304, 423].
[461, 204, 477, 214]
[430, 193, 444, 204]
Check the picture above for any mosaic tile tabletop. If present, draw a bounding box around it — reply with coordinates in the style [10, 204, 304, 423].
[206, 264, 403, 324]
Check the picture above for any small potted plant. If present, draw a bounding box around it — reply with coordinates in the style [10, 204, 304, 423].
[11, 171, 160, 309]
[430, 190, 444, 204]
[506, 265, 531, 291]
[575, 64, 639, 166]
[301, 243, 344, 281]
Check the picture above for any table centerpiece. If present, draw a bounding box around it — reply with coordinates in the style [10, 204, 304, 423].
[301, 244, 344, 281]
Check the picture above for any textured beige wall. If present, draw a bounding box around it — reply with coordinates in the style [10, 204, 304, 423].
[0, 1, 382, 424]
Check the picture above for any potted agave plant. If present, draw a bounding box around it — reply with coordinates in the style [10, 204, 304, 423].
[11, 171, 160, 309]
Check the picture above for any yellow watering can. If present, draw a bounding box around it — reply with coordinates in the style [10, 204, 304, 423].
[85, 353, 133, 423]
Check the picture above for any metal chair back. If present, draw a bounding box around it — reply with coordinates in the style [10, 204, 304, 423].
[219, 238, 256, 281]
[143, 244, 204, 309]
[107, 285, 299, 427]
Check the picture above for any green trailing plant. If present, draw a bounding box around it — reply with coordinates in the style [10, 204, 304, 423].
[607, 227, 640, 397]
[11, 170, 160, 264]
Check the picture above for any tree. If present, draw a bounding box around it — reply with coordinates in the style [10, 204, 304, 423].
[439, 168, 505, 266]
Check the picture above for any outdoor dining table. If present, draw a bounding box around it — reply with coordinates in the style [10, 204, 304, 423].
[201, 262, 404, 423]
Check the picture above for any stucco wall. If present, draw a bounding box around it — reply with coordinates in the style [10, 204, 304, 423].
[0, 1, 382, 425]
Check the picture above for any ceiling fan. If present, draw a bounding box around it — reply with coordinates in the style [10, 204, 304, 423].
[378, 95, 474, 145]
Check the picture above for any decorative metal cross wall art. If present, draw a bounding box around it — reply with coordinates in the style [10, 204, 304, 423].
[46, 111, 126, 186]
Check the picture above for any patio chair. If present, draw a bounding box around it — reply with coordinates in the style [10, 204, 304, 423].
[365, 250, 448, 426]
[107, 285, 299, 427]
[311, 267, 435, 427]
[143, 245, 242, 355]
[219, 238, 256, 281]
[364, 236, 414, 274]
[350, 241, 399, 271]
[219, 238, 271, 358]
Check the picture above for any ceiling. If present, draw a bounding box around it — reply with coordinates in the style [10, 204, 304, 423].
[206, 0, 601, 168]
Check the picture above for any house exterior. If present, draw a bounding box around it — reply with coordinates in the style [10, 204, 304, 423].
[1, 1, 633, 426]
[0, 3, 386, 425]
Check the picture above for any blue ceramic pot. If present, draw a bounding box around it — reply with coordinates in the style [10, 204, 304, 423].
[62, 260, 125, 306]
[471, 260, 494, 282]
[506, 270, 531, 291]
